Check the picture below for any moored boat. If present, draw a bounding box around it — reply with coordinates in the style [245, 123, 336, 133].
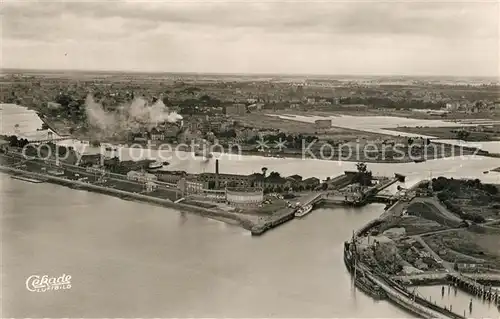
[148, 161, 163, 169]
[295, 204, 313, 218]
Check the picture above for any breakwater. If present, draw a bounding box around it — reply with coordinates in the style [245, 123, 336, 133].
[251, 209, 295, 236]
[0, 165, 256, 230]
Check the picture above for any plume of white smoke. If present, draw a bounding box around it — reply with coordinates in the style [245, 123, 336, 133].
[84, 94, 183, 138]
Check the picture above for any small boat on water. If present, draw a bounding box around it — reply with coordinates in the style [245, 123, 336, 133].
[295, 204, 313, 218]
[483, 171, 489, 174]
[148, 161, 163, 169]
[194, 150, 213, 159]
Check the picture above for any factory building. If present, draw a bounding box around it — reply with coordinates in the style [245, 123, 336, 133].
[177, 177, 205, 196]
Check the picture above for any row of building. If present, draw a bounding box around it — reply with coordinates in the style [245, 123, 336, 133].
[123, 159, 321, 207]
[125, 167, 268, 208]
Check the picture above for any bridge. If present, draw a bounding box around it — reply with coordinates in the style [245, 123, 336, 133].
[298, 193, 323, 207]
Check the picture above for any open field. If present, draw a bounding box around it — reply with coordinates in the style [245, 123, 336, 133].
[375, 215, 447, 236]
[234, 113, 394, 140]
[424, 230, 500, 268]
[263, 108, 500, 121]
[386, 126, 500, 141]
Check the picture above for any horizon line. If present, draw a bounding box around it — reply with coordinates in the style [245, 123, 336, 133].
[1, 67, 499, 81]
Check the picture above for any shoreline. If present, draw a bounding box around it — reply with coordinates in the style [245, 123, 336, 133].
[0, 165, 258, 231]
[0, 164, 296, 236]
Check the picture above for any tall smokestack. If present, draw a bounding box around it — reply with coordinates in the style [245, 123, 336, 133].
[215, 159, 219, 189]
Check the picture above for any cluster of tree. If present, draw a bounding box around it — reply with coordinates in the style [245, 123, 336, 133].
[53, 93, 88, 121]
[433, 177, 498, 195]
[6, 135, 30, 148]
[337, 97, 446, 110]
[352, 162, 373, 187]
[456, 130, 471, 141]
[372, 243, 404, 275]
[216, 129, 237, 138]
[440, 199, 486, 224]
[175, 94, 223, 115]
[434, 177, 500, 223]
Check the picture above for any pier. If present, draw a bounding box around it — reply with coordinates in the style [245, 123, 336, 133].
[393, 272, 500, 283]
[448, 273, 500, 305]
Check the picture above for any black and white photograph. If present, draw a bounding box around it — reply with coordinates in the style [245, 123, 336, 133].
[1, 0, 500, 318]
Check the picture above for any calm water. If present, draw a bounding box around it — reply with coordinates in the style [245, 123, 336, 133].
[415, 285, 500, 319]
[2, 174, 410, 318]
[2, 103, 500, 317]
[0, 103, 60, 140]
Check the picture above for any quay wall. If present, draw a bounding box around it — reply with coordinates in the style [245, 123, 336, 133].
[0, 165, 255, 230]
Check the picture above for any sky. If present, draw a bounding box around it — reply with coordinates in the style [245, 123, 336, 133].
[2, 0, 499, 77]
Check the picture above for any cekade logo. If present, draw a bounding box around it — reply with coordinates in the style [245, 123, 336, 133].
[26, 274, 72, 292]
